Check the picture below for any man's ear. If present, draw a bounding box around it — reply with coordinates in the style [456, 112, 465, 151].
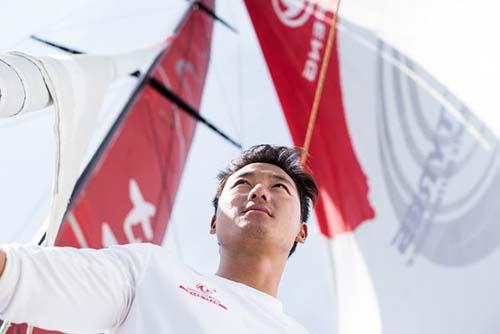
[295, 223, 308, 243]
[209, 215, 216, 234]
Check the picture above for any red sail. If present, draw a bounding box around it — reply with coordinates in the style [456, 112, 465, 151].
[54, 1, 214, 249]
[243, 1, 374, 237]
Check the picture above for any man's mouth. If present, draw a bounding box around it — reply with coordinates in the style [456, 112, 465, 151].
[244, 204, 272, 216]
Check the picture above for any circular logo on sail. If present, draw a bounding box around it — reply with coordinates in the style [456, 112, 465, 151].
[272, 0, 314, 27]
[374, 39, 500, 267]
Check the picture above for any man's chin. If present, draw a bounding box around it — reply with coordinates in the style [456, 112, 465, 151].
[237, 218, 272, 239]
[238, 218, 270, 230]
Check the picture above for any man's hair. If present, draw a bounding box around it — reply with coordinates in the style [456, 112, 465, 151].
[212, 144, 318, 257]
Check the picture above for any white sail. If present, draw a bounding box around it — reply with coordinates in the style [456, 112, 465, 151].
[336, 2, 500, 333]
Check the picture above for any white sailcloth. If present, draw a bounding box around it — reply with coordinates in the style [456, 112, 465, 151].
[0, 45, 165, 245]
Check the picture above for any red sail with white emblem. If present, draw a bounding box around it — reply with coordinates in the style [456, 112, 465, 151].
[243, 3, 382, 333]
[243, 0, 374, 237]
[54, 1, 214, 248]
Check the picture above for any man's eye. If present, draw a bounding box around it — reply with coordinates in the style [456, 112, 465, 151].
[233, 179, 249, 187]
[274, 183, 289, 192]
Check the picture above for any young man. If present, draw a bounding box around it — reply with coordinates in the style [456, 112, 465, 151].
[0, 144, 318, 333]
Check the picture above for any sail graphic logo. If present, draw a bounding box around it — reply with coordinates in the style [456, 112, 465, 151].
[272, 0, 314, 28]
[68, 178, 156, 248]
[123, 179, 156, 243]
[101, 178, 156, 246]
[302, 5, 327, 82]
[271, 0, 330, 82]
[374, 38, 500, 266]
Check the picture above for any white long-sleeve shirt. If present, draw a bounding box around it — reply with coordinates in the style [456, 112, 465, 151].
[0, 243, 310, 333]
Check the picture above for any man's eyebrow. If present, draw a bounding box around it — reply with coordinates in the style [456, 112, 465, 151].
[234, 171, 294, 187]
[270, 174, 294, 187]
[234, 171, 254, 179]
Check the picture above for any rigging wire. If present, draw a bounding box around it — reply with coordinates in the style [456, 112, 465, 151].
[147, 76, 242, 149]
[194, 1, 238, 33]
[6, 1, 91, 51]
[301, 0, 342, 164]
[28, 36, 241, 149]
[193, 0, 243, 147]
[297, 2, 347, 332]
[30, 35, 83, 54]
[208, 27, 243, 147]
[236, 13, 244, 147]
[39, 7, 177, 35]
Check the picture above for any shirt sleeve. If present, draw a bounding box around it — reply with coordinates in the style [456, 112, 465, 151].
[0, 243, 156, 333]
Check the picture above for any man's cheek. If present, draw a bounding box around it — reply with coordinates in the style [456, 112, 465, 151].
[228, 196, 245, 212]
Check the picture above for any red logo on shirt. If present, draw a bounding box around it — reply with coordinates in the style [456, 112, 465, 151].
[179, 283, 227, 310]
[196, 283, 215, 295]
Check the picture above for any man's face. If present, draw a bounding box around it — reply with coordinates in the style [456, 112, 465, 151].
[211, 162, 307, 256]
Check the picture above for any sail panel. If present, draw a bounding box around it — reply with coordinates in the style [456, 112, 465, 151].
[336, 17, 500, 334]
[243, 0, 375, 238]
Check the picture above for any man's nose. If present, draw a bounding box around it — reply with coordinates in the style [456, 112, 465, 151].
[248, 184, 269, 202]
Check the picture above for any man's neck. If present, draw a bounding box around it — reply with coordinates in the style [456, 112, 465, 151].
[215, 250, 287, 298]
